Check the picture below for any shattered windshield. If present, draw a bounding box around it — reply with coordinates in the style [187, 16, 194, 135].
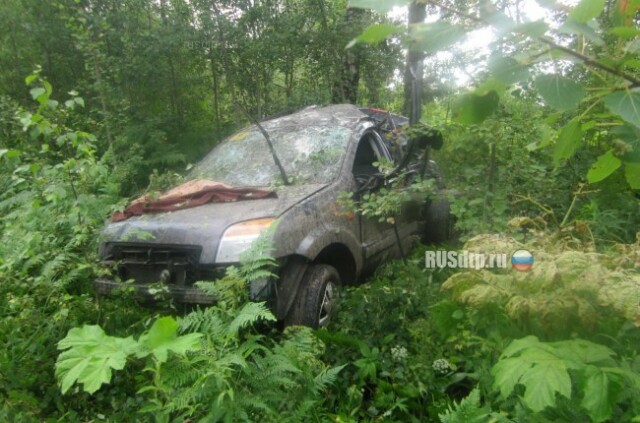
[190, 125, 352, 186]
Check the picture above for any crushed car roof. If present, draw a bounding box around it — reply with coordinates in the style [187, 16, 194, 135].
[259, 104, 369, 130]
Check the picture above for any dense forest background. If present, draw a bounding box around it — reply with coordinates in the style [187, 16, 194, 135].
[1, 0, 405, 194]
[0, 0, 639, 421]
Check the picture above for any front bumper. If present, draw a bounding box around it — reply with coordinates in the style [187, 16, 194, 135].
[94, 278, 217, 304]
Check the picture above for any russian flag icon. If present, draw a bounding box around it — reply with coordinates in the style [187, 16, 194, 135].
[512, 249, 534, 271]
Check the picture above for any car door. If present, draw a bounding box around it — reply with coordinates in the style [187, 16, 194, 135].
[351, 130, 403, 264]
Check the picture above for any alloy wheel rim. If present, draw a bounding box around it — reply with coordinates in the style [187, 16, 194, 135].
[318, 281, 335, 327]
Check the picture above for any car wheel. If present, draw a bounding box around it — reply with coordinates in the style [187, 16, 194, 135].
[285, 264, 340, 329]
[423, 195, 456, 244]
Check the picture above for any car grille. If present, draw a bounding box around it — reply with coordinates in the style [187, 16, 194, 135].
[104, 243, 203, 286]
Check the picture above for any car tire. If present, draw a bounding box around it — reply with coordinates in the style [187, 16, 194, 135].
[285, 264, 340, 329]
[423, 195, 456, 244]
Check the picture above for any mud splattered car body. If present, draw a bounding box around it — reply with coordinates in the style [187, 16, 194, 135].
[96, 104, 447, 327]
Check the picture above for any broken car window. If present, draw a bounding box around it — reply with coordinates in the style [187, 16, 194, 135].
[190, 125, 351, 186]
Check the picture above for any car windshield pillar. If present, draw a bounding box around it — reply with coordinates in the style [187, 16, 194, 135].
[352, 132, 390, 192]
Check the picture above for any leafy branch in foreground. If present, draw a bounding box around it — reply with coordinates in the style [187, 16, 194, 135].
[492, 336, 640, 422]
[55, 316, 202, 394]
[338, 157, 437, 225]
[349, 0, 640, 189]
[55, 248, 343, 422]
[56, 302, 345, 421]
[438, 231, 640, 421]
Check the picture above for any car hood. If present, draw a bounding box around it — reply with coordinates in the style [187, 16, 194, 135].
[100, 183, 327, 263]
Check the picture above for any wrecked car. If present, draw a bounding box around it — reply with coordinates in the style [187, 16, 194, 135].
[95, 104, 452, 328]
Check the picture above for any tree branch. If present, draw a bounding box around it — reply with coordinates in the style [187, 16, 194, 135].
[537, 37, 640, 87]
[234, 101, 291, 186]
[426, 0, 640, 88]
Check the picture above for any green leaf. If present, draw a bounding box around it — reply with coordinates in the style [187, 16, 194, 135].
[520, 360, 572, 411]
[492, 337, 573, 412]
[349, 0, 410, 12]
[534, 75, 585, 111]
[624, 162, 640, 189]
[25, 74, 37, 85]
[604, 90, 640, 129]
[625, 39, 640, 54]
[29, 87, 46, 101]
[512, 20, 549, 38]
[559, 21, 604, 46]
[622, 58, 640, 70]
[492, 357, 528, 398]
[499, 335, 544, 358]
[313, 364, 347, 394]
[569, 0, 606, 23]
[452, 91, 500, 125]
[0, 149, 20, 160]
[439, 389, 490, 422]
[581, 120, 597, 131]
[491, 338, 629, 417]
[554, 118, 583, 164]
[481, 5, 516, 33]
[56, 325, 138, 394]
[581, 366, 624, 423]
[226, 302, 276, 337]
[610, 26, 640, 39]
[137, 316, 202, 363]
[587, 150, 622, 183]
[347, 23, 402, 48]
[489, 56, 530, 85]
[612, 123, 640, 160]
[43, 80, 53, 95]
[552, 339, 616, 364]
[475, 79, 506, 96]
[410, 22, 466, 54]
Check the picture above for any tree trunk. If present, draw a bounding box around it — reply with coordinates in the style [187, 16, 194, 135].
[256, 73, 262, 119]
[483, 142, 497, 225]
[210, 57, 220, 130]
[159, 0, 184, 128]
[93, 57, 113, 147]
[403, 1, 426, 124]
[331, 7, 361, 104]
[211, 2, 240, 126]
[285, 51, 294, 103]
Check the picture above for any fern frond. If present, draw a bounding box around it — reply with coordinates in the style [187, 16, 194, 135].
[439, 389, 490, 423]
[312, 365, 346, 395]
[251, 354, 302, 378]
[226, 302, 276, 337]
[0, 190, 32, 213]
[179, 307, 225, 337]
[238, 222, 278, 282]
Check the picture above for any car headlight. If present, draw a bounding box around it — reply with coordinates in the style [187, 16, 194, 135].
[215, 218, 275, 263]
